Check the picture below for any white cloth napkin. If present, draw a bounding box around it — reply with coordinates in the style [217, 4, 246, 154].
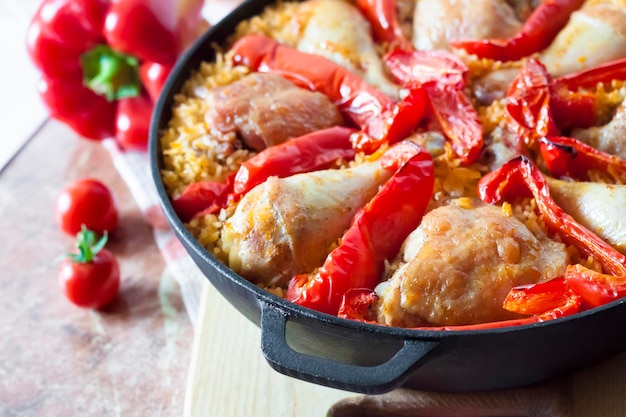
[104, 140, 206, 327]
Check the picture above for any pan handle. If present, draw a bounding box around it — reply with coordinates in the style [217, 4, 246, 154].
[259, 303, 439, 394]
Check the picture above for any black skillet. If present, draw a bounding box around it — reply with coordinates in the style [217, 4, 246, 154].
[149, 0, 626, 395]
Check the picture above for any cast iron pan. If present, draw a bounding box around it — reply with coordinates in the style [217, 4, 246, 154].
[149, 0, 626, 395]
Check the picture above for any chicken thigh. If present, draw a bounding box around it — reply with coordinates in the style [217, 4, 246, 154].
[375, 200, 571, 327]
[205, 72, 344, 151]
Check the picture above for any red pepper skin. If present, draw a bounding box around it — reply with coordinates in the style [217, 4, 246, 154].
[139, 62, 173, 102]
[103, 0, 178, 66]
[171, 179, 233, 223]
[233, 126, 357, 197]
[384, 48, 468, 89]
[502, 277, 581, 316]
[549, 88, 597, 131]
[286, 142, 435, 316]
[355, 0, 411, 50]
[173, 127, 359, 222]
[450, 0, 586, 62]
[385, 49, 483, 165]
[426, 86, 483, 165]
[478, 156, 626, 311]
[555, 57, 626, 90]
[539, 136, 626, 181]
[27, 0, 180, 144]
[230, 34, 427, 154]
[115, 93, 153, 151]
[337, 289, 379, 323]
[505, 58, 558, 149]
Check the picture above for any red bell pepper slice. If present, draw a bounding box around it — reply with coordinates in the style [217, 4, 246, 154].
[230, 34, 428, 154]
[505, 58, 558, 149]
[286, 141, 435, 316]
[450, 0, 586, 62]
[173, 127, 359, 222]
[502, 277, 582, 316]
[233, 126, 357, 197]
[478, 156, 626, 311]
[26, 0, 198, 146]
[171, 175, 235, 223]
[355, 0, 412, 50]
[539, 136, 626, 181]
[337, 289, 379, 323]
[505, 57, 626, 154]
[384, 48, 468, 89]
[384, 49, 483, 165]
[555, 57, 626, 90]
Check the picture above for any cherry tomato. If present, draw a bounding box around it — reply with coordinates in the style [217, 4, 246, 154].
[55, 178, 119, 236]
[59, 229, 121, 309]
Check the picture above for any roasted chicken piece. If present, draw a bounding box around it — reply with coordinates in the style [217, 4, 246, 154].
[375, 200, 571, 327]
[571, 99, 626, 159]
[297, 0, 400, 97]
[221, 160, 393, 287]
[540, 0, 626, 76]
[548, 178, 626, 255]
[204, 73, 344, 151]
[412, 0, 524, 51]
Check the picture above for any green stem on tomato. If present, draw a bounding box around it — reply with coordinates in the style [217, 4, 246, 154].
[70, 227, 108, 263]
[81, 44, 141, 101]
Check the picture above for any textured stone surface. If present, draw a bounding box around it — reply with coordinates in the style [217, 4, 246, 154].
[0, 120, 193, 416]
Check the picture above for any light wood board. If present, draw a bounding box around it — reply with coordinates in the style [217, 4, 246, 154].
[184, 281, 626, 416]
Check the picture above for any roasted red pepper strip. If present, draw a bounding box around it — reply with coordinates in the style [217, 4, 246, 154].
[506, 58, 623, 149]
[27, 0, 200, 147]
[505, 58, 558, 149]
[173, 127, 359, 222]
[450, 0, 586, 62]
[230, 34, 427, 154]
[355, 0, 411, 50]
[337, 289, 379, 323]
[384, 48, 468, 89]
[503, 277, 581, 316]
[478, 156, 626, 311]
[539, 136, 626, 181]
[233, 126, 358, 197]
[385, 48, 483, 165]
[555, 57, 626, 90]
[286, 141, 435, 316]
[171, 176, 234, 223]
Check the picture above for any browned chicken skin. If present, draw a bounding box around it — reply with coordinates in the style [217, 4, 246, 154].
[375, 200, 571, 327]
[204, 72, 344, 151]
[221, 160, 393, 287]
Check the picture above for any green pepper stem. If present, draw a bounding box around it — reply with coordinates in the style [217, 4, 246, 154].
[81, 44, 141, 101]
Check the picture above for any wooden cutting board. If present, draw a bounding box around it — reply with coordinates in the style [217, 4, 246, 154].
[184, 281, 626, 416]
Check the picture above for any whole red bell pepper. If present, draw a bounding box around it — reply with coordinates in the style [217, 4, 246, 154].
[26, 0, 195, 149]
[539, 137, 626, 181]
[285, 141, 435, 316]
[171, 126, 358, 222]
[450, 0, 586, 62]
[478, 156, 626, 313]
[229, 34, 428, 154]
[384, 48, 483, 165]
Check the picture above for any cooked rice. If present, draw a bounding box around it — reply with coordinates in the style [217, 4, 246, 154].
[160, 0, 621, 296]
